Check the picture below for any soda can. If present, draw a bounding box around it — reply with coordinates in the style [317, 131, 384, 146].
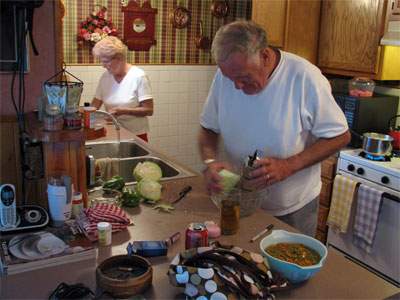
[185, 223, 208, 250]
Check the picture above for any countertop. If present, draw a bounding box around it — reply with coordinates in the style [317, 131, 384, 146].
[1, 126, 399, 299]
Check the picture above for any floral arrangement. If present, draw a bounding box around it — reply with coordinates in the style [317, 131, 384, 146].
[77, 6, 118, 45]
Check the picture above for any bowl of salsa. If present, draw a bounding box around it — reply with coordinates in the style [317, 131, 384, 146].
[259, 230, 327, 283]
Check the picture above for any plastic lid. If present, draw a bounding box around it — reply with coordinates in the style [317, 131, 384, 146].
[46, 104, 61, 115]
[97, 222, 111, 230]
[66, 104, 79, 113]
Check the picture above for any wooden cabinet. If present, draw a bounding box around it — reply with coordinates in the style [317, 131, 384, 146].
[318, 0, 399, 80]
[389, 0, 400, 20]
[315, 156, 337, 244]
[252, 0, 321, 64]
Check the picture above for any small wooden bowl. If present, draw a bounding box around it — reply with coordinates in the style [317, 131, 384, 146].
[96, 255, 153, 298]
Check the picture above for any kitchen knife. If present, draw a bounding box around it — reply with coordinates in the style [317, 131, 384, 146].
[172, 186, 192, 204]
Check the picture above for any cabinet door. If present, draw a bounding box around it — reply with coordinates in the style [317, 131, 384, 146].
[318, 0, 386, 73]
[252, 0, 287, 48]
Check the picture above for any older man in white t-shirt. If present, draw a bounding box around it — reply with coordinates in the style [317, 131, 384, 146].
[199, 21, 350, 237]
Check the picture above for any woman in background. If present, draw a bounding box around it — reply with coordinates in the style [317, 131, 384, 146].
[91, 36, 153, 142]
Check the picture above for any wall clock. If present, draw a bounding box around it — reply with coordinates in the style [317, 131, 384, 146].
[121, 0, 157, 51]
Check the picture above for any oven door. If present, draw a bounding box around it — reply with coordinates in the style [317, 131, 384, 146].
[326, 172, 400, 287]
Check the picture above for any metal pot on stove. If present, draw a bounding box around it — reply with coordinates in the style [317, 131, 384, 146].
[361, 132, 394, 157]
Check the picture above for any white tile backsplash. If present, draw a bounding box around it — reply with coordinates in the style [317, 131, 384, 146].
[68, 64, 218, 173]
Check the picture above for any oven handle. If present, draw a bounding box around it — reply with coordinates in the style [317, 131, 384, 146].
[336, 172, 400, 203]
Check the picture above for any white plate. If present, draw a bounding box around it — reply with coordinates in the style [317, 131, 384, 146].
[9, 232, 47, 260]
[36, 234, 66, 256]
[20, 235, 49, 259]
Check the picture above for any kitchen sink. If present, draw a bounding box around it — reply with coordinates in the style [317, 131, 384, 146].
[85, 140, 149, 158]
[85, 139, 198, 185]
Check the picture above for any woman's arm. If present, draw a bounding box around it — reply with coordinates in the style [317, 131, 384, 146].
[91, 98, 103, 110]
[109, 99, 154, 117]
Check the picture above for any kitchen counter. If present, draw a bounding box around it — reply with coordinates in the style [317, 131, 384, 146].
[2, 125, 399, 299]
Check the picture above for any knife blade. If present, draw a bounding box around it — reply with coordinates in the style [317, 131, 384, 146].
[172, 186, 192, 204]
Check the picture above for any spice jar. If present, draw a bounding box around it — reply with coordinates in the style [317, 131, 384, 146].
[97, 222, 112, 246]
[64, 104, 82, 130]
[43, 104, 63, 131]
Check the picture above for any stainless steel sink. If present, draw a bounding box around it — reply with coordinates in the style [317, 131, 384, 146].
[85, 138, 197, 184]
[85, 140, 149, 158]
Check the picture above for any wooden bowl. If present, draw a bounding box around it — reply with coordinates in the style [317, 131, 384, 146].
[96, 255, 152, 298]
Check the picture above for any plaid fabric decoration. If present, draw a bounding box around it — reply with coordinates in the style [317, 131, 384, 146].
[80, 203, 131, 233]
[327, 174, 358, 235]
[353, 184, 383, 253]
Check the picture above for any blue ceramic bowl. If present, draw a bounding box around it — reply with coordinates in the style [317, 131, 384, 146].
[259, 230, 327, 283]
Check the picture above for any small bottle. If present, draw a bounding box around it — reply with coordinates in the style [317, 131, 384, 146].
[64, 104, 82, 130]
[97, 222, 112, 246]
[44, 104, 63, 131]
[83, 106, 96, 129]
[71, 192, 84, 218]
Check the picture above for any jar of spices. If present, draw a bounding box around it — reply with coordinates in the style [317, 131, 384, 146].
[64, 104, 82, 130]
[43, 104, 63, 131]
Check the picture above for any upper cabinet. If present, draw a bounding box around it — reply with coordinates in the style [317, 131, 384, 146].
[317, 0, 400, 80]
[252, 0, 399, 80]
[252, 0, 321, 65]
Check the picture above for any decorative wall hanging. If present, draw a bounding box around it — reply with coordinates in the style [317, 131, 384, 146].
[77, 5, 118, 46]
[121, 1, 158, 51]
[211, 0, 228, 18]
[169, 6, 191, 29]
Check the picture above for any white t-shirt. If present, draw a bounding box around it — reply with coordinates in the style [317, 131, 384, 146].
[200, 50, 348, 216]
[95, 66, 153, 135]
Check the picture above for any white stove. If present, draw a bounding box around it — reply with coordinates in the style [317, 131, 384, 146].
[338, 149, 400, 193]
[327, 148, 400, 287]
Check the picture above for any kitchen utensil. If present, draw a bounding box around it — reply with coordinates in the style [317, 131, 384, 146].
[169, 6, 191, 29]
[362, 132, 394, 156]
[388, 115, 400, 150]
[195, 21, 210, 50]
[172, 185, 192, 204]
[47, 173, 74, 227]
[211, 0, 228, 18]
[260, 230, 327, 283]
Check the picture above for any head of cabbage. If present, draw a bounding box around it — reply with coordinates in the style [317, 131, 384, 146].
[133, 161, 163, 182]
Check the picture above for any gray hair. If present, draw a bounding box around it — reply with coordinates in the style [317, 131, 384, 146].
[211, 20, 267, 64]
[92, 36, 127, 60]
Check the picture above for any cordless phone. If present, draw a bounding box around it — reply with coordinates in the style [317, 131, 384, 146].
[0, 184, 17, 228]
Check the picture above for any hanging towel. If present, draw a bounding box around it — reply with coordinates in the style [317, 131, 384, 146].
[96, 157, 120, 181]
[353, 184, 383, 253]
[327, 174, 358, 235]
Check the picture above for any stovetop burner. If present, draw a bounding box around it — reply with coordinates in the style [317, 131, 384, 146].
[359, 151, 391, 162]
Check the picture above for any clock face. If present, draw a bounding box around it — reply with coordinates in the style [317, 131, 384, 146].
[133, 18, 146, 33]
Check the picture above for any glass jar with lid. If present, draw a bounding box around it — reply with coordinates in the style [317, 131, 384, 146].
[43, 104, 63, 131]
[64, 103, 82, 130]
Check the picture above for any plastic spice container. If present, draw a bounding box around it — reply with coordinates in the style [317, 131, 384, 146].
[84, 106, 96, 129]
[64, 104, 82, 130]
[44, 104, 63, 131]
[71, 192, 84, 218]
[98, 222, 112, 246]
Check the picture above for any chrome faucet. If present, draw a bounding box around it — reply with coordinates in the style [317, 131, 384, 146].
[94, 110, 120, 130]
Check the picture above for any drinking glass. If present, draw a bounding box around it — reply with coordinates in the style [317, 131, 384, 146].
[218, 188, 241, 235]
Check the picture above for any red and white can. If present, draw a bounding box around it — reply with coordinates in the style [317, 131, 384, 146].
[185, 222, 208, 250]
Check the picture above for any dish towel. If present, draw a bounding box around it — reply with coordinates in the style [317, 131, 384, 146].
[96, 157, 120, 181]
[76, 203, 131, 241]
[353, 184, 383, 253]
[327, 174, 358, 235]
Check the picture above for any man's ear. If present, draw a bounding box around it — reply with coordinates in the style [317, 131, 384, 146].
[260, 48, 269, 66]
